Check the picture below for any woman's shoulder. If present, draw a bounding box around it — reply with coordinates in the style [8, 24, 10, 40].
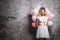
[36, 16, 39, 19]
[37, 16, 40, 18]
[45, 16, 49, 19]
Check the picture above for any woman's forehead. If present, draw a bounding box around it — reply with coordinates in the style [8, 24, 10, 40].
[41, 10, 45, 11]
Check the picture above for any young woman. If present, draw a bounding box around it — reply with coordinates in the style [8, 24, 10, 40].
[36, 7, 50, 40]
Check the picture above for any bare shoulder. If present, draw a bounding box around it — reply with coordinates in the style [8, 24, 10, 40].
[37, 16, 40, 18]
[45, 16, 49, 19]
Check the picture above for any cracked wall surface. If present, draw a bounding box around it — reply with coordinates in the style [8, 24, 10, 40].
[0, 0, 60, 40]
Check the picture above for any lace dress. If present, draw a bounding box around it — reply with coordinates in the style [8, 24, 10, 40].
[36, 16, 50, 38]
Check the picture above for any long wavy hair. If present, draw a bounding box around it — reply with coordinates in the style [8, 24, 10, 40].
[38, 7, 47, 16]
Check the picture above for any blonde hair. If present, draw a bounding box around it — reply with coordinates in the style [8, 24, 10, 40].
[38, 7, 47, 16]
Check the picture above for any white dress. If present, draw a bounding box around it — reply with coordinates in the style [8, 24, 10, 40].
[36, 16, 50, 38]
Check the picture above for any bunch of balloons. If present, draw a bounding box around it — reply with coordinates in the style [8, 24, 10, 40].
[31, 7, 55, 28]
[32, 14, 37, 28]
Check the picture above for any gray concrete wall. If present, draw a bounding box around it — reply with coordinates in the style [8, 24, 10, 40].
[0, 0, 60, 40]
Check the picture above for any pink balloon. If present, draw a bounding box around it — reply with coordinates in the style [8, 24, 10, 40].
[48, 16, 53, 21]
[48, 14, 55, 21]
[50, 14, 55, 19]
[32, 15, 36, 22]
[32, 22, 36, 28]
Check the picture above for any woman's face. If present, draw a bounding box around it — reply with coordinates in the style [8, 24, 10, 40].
[41, 10, 45, 15]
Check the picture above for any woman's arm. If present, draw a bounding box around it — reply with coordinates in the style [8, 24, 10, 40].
[36, 18, 38, 27]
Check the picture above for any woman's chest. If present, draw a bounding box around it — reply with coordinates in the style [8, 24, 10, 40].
[38, 16, 48, 23]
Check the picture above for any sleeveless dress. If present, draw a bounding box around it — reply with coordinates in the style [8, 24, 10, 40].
[36, 16, 50, 38]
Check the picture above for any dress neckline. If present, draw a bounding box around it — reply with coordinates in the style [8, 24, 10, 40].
[38, 16, 46, 17]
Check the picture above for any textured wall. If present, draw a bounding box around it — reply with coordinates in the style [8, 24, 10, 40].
[0, 0, 60, 40]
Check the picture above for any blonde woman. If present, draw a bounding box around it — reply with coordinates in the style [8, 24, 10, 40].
[36, 7, 50, 40]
